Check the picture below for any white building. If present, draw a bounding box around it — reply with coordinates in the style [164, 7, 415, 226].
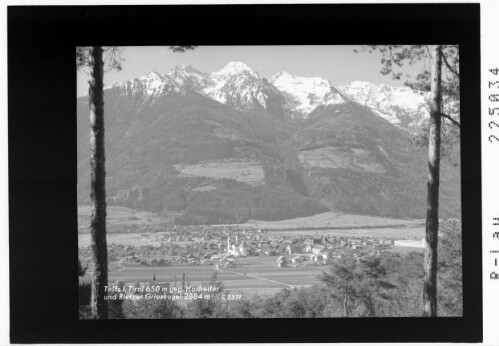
[394, 238, 425, 248]
[227, 231, 247, 257]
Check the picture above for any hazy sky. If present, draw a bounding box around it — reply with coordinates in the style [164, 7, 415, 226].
[77, 46, 421, 96]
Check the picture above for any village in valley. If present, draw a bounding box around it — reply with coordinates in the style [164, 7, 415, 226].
[78, 219, 425, 296]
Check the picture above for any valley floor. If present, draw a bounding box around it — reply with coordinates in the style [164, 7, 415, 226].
[244, 211, 423, 230]
[79, 206, 426, 298]
[88, 256, 325, 299]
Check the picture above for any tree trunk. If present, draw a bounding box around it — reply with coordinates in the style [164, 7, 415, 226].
[367, 297, 375, 317]
[89, 46, 108, 319]
[423, 45, 442, 317]
[343, 282, 348, 317]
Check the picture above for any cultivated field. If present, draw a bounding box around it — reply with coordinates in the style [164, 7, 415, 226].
[267, 227, 424, 240]
[173, 159, 265, 186]
[102, 256, 326, 298]
[245, 211, 422, 229]
[299, 146, 386, 174]
[79, 232, 177, 247]
[389, 245, 425, 254]
[78, 205, 172, 227]
[241, 211, 424, 239]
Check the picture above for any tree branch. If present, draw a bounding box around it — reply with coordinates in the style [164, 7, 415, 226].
[441, 53, 460, 78]
[440, 112, 460, 128]
[169, 45, 197, 53]
[425, 45, 432, 60]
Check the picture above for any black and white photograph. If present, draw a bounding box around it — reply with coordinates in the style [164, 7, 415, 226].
[76, 45, 462, 319]
[7, 3, 489, 344]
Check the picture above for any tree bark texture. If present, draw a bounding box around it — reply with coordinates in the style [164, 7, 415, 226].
[423, 45, 442, 317]
[343, 280, 349, 317]
[343, 290, 348, 317]
[89, 46, 108, 319]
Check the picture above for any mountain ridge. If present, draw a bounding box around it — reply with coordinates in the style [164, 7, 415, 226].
[102, 61, 431, 130]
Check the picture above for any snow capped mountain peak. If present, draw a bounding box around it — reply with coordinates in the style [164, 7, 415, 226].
[134, 71, 174, 96]
[146, 70, 164, 77]
[102, 62, 431, 130]
[269, 71, 294, 81]
[346, 80, 376, 89]
[166, 64, 210, 90]
[135, 70, 168, 83]
[108, 70, 182, 105]
[270, 71, 329, 86]
[213, 61, 258, 77]
[201, 61, 281, 111]
[338, 81, 429, 128]
[171, 63, 203, 74]
[270, 72, 347, 117]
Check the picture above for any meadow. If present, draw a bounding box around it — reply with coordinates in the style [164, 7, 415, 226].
[173, 159, 265, 186]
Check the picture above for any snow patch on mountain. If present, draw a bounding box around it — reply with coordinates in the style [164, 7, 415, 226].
[140, 71, 175, 96]
[203, 77, 227, 104]
[108, 71, 186, 110]
[203, 62, 279, 110]
[212, 61, 259, 78]
[166, 64, 212, 90]
[324, 91, 349, 107]
[338, 81, 429, 128]
[269, 71, 348, 117]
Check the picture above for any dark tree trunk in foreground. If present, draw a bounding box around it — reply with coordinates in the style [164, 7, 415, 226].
[343, 289, 348, 317]
[89, 46, 108, 319]
[423, 45, 442, 317]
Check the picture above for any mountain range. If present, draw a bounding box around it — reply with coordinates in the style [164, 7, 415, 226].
[102, 61, 430, 129]
[77, 62, 461, 224]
